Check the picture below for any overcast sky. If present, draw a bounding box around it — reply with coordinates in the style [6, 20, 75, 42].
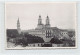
[6, 2, 76, 30]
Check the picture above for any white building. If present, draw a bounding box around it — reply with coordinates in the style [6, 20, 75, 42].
[17, 15, 70, 42]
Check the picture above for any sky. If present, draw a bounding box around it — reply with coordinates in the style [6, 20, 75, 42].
[6, 2, 76, 30]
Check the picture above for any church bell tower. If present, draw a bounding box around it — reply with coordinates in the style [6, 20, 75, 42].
[36, 15, 44, 29]
[38, 15, 42, 25]
[17, 18, 21, 34]
[45, 15, 50, 27]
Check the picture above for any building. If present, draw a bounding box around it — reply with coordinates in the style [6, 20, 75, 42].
[17, 15, 72, 42]
[6, 15, 75, 47]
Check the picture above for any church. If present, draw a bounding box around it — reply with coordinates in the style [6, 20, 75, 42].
[7, 15, 75, 47]
[17, 15, 70, 42]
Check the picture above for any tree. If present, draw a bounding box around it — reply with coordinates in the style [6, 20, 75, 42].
[68, 31, 75, 38]
[50, 37, 63, 44]
[24, 34, 44, 43]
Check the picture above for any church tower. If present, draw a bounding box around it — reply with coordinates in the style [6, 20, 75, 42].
[17, 18, 21, 34]
[38, 15, 42, 25]
[36, 15, 44, 29]
[45, 15, 50, 27]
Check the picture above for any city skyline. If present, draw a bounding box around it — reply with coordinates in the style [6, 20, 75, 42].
[6, 2, 76, 30]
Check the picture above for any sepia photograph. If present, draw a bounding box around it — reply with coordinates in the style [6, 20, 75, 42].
[5, 2, 77, 49]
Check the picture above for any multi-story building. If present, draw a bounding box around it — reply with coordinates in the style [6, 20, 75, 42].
[17, 15, 73, 42]
[7, 15, 75, 47]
